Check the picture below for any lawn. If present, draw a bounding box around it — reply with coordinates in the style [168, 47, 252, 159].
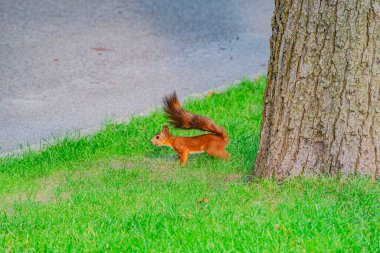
[1, 77, 379, 252]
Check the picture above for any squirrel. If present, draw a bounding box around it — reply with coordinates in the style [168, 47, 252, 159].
[150, 92, 229, 167]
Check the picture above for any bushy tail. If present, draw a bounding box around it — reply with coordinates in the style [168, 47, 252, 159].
[163, 92, 227, 138]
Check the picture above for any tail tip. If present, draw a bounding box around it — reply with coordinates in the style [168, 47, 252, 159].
[165, 91, 180, 109]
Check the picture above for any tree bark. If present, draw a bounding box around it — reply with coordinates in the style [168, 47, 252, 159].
[253, 0, 380, 179]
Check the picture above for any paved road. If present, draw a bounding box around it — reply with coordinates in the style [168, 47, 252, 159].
[0, 0, 273, 154]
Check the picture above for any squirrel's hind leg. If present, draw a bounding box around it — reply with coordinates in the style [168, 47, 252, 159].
[205, 147, 230, 161]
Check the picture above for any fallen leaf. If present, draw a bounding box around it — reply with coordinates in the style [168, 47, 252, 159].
[196, 196, 209, 204]
[92, 47, 109, 52]
[207, 91, 216, 97]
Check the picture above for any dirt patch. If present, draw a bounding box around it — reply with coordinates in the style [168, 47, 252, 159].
[104, 159, 134, 170]
[1, 158, 140, 215]
[1, 193, 27, 215]
[224, 173, 243, 182]
[34, 170, 67, 204]
[1, 170, 72, 215]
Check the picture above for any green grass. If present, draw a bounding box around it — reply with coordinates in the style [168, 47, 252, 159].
[1, 77, 379, 252]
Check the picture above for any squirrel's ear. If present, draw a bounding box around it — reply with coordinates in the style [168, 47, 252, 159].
[162, 125, 169, 134]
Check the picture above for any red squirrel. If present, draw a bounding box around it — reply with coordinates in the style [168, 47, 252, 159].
[150, 92, 229, 166]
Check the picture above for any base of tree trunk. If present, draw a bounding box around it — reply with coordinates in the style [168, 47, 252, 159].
[253, 0, 380, 180]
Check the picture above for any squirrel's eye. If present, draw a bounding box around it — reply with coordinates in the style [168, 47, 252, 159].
[156, 136, 160, 139]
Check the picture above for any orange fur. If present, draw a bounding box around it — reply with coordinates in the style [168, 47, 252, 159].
[151, 92, 229, 167]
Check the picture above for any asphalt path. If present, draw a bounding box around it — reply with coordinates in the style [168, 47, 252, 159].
[0, 0, 273, 154]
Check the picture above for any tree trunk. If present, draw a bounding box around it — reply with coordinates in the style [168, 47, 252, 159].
[253, 0, 380, 179]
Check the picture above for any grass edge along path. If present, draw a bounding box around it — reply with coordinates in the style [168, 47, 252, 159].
[1, 77, 379, 252]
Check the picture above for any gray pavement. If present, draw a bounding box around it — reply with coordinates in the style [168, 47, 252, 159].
[0, 0, 273, 154]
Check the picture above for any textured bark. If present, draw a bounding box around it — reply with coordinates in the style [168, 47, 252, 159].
[253, 0, 380, 179]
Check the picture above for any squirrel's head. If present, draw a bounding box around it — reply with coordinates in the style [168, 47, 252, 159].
[151, 125, 172, 146]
